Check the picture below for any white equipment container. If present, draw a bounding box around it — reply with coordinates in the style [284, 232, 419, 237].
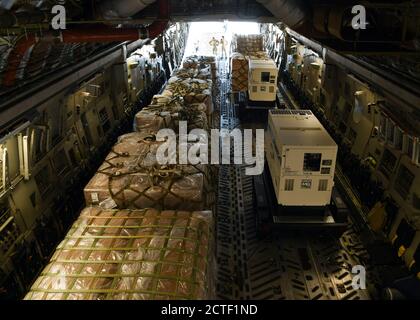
[248, 59, 278, 102]
[266, 110, 338, 207]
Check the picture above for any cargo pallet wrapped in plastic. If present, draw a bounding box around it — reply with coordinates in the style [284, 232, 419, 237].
[164, 78, 214, 116]
[135, 95, 208, 134]
[183, 56, 217, 81]
[247, 51, 270, 60]
[231, 51, 271, 93]
[231, 53, 249, 92]
[84, 133, 216, 212]
[232, 34, 264, 55]
[173, 67, 212, 82]
[25, 207, 215, 300]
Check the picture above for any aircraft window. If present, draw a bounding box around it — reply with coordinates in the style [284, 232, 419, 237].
[379, 149, 397, 178]
[261, 72, 270, 83]
[394, 165, 414, 200]
[303, 153, 322, 172]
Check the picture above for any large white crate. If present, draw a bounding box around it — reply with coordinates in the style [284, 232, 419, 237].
[266, 110, 338, 207]
[248, 59, 278, 102]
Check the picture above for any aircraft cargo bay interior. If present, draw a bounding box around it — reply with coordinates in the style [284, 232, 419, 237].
[0, 0, 419, 302]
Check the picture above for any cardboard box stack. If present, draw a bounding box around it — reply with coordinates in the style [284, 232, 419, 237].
[231, 34, 271, 93]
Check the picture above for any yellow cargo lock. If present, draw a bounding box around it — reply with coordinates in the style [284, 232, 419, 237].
[398, 245, 407, 258]
[368, 202, 386, 233]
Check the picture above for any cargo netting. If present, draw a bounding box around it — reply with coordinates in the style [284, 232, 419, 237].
[25, 207, 215, 300]
[84, 132, 216, 212]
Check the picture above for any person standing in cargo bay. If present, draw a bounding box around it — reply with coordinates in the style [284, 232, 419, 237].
[209, 37, 219, 57]
[194, 40, 200, 54]
[220, 36, 228, 59]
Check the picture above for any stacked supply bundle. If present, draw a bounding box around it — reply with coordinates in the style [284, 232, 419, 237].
[230, 33, 268, 92]
[247, 51, 270, 60]
[183, 56, 217, 81]
[173, 67, 212, 82]
[231, 53, 249, 92]
[232, 34, 264, 55]
[231, 50, 271, 93]
[135, 66, 213, 134]
[164, 78, 213, 116]
[25, 207, 215, 300]
[84, 133, 215, 211]
[135, 95, 208, 134]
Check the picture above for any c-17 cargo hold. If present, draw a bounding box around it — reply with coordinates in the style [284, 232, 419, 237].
[0, 0, 419, 302]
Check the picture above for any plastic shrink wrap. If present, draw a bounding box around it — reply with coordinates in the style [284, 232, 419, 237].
[231, 53, 249, 92]
[173, 67, 212, 81]
[25, 207, 215, 300]
[135, 95, 208, 134]
[183, 56, 217, 81]
[232, 34, 264, 54]
[231, 51, 270, 92]
[163, 78, 213, 115]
